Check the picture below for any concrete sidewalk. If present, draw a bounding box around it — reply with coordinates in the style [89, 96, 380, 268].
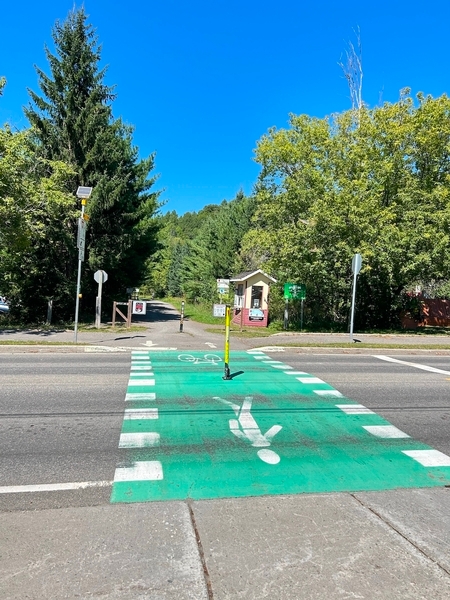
[2, 489, 450, 599]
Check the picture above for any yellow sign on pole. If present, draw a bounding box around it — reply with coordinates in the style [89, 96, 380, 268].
[223, 304, 231, 380]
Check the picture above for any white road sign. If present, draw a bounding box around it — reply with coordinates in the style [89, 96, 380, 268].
[94, 270, 108, 284]
[213, 304, 226, 317]
[352, 253, 362, 275]
[217, 279, 230, 294]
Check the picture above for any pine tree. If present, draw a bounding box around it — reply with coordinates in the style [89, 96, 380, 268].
[25, 8, 160, 317]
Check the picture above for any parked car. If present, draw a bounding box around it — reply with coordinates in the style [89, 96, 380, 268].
[0, 296, 10, 314]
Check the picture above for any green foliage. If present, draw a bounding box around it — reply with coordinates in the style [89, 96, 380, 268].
[24, 7, 160, 318]
[244, 92, 450, 328]
[0, 126, 77, 320]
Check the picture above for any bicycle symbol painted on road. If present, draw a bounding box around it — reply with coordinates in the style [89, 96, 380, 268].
[178, 353, 222, 366]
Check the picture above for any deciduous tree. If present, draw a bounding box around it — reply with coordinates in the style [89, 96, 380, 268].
[245, 91, 450, 328]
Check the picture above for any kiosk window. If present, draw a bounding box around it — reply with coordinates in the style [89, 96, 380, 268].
[251, 286, 263, 308]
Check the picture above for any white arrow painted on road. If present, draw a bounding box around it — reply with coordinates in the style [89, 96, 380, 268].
[140, 341, 177, 350]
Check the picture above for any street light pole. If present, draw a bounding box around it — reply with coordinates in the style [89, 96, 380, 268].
[74, 186, 93, 343]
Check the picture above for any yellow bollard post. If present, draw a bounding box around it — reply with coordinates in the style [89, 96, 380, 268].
[223, 304, 231, 380]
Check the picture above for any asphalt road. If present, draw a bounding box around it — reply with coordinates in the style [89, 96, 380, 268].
[1, 351, 449, 511]
[0, 354, 129, 511]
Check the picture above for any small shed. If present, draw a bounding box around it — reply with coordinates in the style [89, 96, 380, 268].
[230, 269, 277, 327]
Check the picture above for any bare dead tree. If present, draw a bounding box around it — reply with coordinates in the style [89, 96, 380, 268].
[338, 27, 363, 126]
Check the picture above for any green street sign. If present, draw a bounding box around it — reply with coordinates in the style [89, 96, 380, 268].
[284, 283, 306, 300]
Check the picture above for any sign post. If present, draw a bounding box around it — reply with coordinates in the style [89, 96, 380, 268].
[74, 186, 93, 343]
[94, 270, 108, 328]
[284, 283, 306, 330]
[223, 305, 231, 380]
[300, 298, 304, 332]
[284, 298, 288, 330]
[350, 253, 362, 342]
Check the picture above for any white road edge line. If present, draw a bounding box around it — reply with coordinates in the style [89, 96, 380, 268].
[374, 355, 450, 375]
[0, 481, 112, 494]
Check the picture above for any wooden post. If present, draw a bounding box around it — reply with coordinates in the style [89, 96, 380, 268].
[112, 301, 117, 327]
[240, 283, 247, 332]
[127, 299, 132, 328]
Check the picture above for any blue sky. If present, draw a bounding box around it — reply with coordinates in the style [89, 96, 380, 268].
[1, 1, 450, 214]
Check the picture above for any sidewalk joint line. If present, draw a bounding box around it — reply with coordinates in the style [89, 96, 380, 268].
[187, 499, 215, 600]
[350, 493, 450, 577]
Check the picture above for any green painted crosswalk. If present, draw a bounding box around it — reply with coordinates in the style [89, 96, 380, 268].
[110, 350, 450, 503]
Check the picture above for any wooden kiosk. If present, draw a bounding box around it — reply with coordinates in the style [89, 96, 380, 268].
[231, 270, 276, 328]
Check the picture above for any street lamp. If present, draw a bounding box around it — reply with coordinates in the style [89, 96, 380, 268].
[74, 186, 93, 343]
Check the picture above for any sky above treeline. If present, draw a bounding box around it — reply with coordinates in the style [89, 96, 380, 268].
[1, 1, 450, 215]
